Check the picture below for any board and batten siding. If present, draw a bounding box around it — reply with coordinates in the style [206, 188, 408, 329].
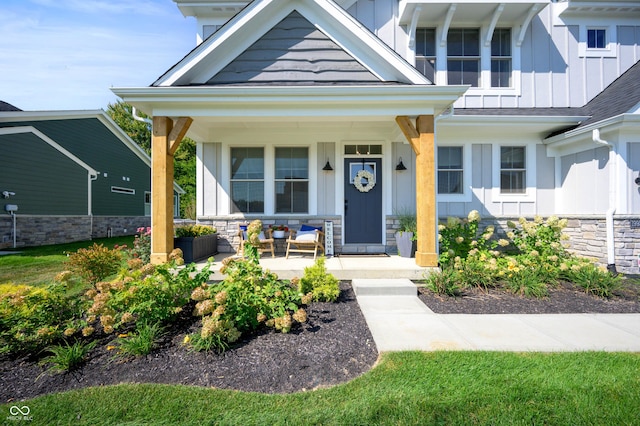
[0, 132, 89, 215]
[630, 142, 640, 214]
[207, 11, 380, 84]
[560, 146, 612, 215]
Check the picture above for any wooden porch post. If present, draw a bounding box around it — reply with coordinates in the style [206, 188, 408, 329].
[395, 115, 438, 267]
[150, 116, 193, 264]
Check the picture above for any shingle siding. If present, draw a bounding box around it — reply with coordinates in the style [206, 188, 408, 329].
[207, 11, 380, 84]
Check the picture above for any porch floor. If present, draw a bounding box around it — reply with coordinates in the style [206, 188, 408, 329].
[200, 253, 434, 281]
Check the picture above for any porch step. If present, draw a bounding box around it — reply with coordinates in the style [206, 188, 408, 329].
[352, 278, 417, 297]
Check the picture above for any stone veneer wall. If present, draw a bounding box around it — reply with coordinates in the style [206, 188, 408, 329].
[0, 215, 150, 249]
[196, 216, 342, 255]
[480, 216, 640, 275]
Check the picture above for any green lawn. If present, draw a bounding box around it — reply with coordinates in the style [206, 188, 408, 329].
[3, 351, 639, 425]
[0, 236, 134, 287]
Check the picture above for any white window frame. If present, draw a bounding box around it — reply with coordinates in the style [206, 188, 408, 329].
[491, 143, 536, 202]
[418, 25, 521, 96]
[436, 143, 472, 203]
[274, 146, 310, 214]
[579, 24, 616, 58]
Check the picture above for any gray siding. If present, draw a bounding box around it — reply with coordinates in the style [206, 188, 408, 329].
[560, 147, 611, 214]
[207, 11, 380, 84]
[0, 132, 88, 215]
[317, 142, 336, 215]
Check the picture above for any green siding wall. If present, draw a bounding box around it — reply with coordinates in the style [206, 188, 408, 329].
[0, 132, 88, 215]
[0, 118, 151, 216]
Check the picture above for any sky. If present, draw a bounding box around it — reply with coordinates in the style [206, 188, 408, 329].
[0, 0, 196, 111]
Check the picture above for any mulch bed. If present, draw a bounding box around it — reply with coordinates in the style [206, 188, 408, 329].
[0, 282, 377, 402]
[417, 279, 640, 314]
[2, 278, 639, 402]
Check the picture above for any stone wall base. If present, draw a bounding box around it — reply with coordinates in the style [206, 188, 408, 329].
[0, 215, 151, 249]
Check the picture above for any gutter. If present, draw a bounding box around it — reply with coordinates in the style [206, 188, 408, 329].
[592, 129, 617, 274]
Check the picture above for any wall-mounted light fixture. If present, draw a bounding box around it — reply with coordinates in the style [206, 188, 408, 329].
[635, 171, 640, 186]
[322, 159, 333, 171]
[395, 157, 407, 171]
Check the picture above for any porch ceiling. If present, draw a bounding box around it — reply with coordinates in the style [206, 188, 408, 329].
[112, 84, 468, 141]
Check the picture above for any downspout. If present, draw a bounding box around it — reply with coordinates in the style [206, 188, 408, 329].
[89, 173, 97, 240]
[132, 107, 152, 125]
[592, 129, 617, 274]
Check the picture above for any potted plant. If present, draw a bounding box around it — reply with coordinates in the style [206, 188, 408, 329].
[269, 224, 289, 239]
[395, 211, 416, 258]
[174, 224, 217, 263]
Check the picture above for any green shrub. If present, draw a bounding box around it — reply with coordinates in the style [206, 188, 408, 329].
[424, 268, 463, 296]
[563, 261, 621, 298]
[459, 256, 497, 290]
[0, 283, 86, 356]
[40, 340, 96, 373]
[438, 210, 498, 266]
[84, 255, 213, 337]
[175, 224, 216, 237]
[67, 243, 124, 285]
[187, 258, 307, 352]
[506, 216, 570, 259]
[115, 322, 164, 357]
[299, 257, 340, 302]
[503, 267, 549, 298]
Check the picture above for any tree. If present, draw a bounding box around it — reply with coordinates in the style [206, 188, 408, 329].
[106, 101, 196, 219]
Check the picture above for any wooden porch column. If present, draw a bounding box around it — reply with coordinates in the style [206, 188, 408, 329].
[395, 115, 438, 267]
[151, 116, 193, 264]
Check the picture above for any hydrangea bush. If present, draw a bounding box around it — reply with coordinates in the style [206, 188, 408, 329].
[429, 211, 619, 298]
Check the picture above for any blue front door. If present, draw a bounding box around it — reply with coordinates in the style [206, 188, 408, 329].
[344, 158, 382, 244]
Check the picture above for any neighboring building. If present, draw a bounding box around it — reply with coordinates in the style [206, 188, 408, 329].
[0, 109, 184, 248]
[113, 0, 640, 272]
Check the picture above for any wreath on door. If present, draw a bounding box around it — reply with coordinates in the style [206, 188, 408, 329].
[353, 169, 376, 193]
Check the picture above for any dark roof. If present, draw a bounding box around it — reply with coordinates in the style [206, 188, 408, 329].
[0, 101, 21, 111]
[454, 107, 585, 117]
[577, 60, 640, 129]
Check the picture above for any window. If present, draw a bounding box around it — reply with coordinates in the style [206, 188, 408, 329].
[491, 28, 511, 88]
[500, 147, 526, 194]
[344, 144, 382, 155]
[275, 147, 308, 213]
[230, 147, 264, 213]
[415, 28, 436, 82]
[587, 28, 606, 49]
[438, 147, 463, 194]
[447, 29, 480, 87]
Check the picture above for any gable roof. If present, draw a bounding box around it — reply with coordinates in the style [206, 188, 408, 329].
[0, 101, 21, 112]
[153, 0, 430, 87]
[576, 60, 640, 129]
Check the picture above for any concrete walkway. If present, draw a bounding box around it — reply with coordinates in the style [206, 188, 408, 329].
[354, 279, 640, 352]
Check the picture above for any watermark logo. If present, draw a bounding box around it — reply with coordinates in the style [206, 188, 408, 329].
[7, 405, 32, 422]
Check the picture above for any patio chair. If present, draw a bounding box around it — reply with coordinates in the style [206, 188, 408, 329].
[285, 225, 324, 260]
[237, 224, 275, 258]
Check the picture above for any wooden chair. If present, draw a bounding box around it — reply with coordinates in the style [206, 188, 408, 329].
[285, 226, 324, 260]
[237, 224, 275, 258]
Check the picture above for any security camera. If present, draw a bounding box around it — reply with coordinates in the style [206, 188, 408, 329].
[2, 191, 15, 199]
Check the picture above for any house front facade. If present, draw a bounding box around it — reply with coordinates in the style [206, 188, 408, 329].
[114, 0, 640, 272]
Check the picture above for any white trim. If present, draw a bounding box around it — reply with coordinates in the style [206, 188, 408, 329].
[491, 143, 537, 202]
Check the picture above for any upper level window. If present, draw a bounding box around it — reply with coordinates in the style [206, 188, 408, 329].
[416, 28, 436, 83]
[587, 28, 606, 49]
[438, 147, 463, 194]
[275, 147, 308, 213]
[447, 29, 480, 87]
[491, 28, 512, 88]
[500, 146, 526, 194]
[230, 147, 264, 213]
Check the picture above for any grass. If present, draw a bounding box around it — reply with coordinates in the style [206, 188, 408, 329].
[0, 236, 134, 287]
[4, 351, 639, 425]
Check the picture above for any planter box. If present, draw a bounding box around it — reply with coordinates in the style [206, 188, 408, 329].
[395, 232, 416, 258]
[174, 234, 218, 263]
